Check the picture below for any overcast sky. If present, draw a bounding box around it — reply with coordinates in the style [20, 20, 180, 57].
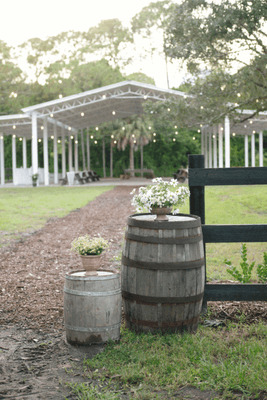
[1, 0, 185, 88]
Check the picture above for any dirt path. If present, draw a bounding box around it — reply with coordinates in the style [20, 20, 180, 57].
[0, 186, 135, 399]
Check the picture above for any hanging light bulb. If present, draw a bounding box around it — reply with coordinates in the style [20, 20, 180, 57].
[13, 125, 16, 129]
[173, 138, 176, 142]
[81, 112, 84, 117]
[112, 111, 116, 115]
[250, 120, 253, 124]
[50, 113, 53, 118]
[122, 126, 125, 131]
[144, 95, 147, 100]
[95, 127, 99, 131]
[114, 140, 117, 144]
[58, 139, 61, 143]
[102, 95, 106, 99]
[59, 94, 63, 99]
[153, 132, 156, 136]
[38, 139, 42, 142]
[19, 137, 23, 141]
[75, 140, 78, 144]
[253, 130, 256, 134]
[174, 125, 177, 129]
[148, 126, 151, 130]
[68, 127, 72, 131]
[51, 135, 54, 139]
[41, 126, 44, 130]
[198, 129, 201, 133]
[111, 135, 114, 139]
[90, 135, 94, 139]
[132, 134, 135, 137]
[134, 140, 136, 143]
[94, 140, 97, 144]
[200, 106, 204, 109]
[200, 124, 203, 127]
[193, 137, 196, 140]
[167, 108, 171, 112]
[70, 135, 74, 139]
[232, 132, 236, 136]
[237, 93, 241, 97]
[212, 135, 215, 138]
[153, 139, 156, 143]
[175, 131, 178, 135]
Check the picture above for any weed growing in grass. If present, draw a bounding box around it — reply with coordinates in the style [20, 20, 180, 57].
[225, 244, 255, 283]
[257, 252, 267, 283]
[81, 323, 267, 399]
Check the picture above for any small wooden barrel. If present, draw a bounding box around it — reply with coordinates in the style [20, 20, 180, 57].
[121, 214, 205, 334]
[64, 270, 121, 345]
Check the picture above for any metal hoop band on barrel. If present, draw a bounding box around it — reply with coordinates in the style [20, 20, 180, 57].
[122, 290, 204, 305]
[121, 255, 205, 270]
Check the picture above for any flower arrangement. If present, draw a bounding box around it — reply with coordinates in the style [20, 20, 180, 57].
[71, 234, 109, 256]
[131, 177, 190, 214]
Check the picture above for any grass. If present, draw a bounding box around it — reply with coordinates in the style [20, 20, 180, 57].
[0, 186, 113, 234]
[66, 322, 267, 399]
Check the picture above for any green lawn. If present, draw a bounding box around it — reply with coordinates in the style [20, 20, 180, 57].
[0, 186, 113, 234]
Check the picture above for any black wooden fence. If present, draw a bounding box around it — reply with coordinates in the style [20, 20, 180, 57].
[188, 154, 267, 302]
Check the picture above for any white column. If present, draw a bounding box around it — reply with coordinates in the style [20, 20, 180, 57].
[23, 137, 27, 169]
[12, 134, 16, 184]
[43, 118, 49, 186]
[245, 134, 249, 167]
[204, 126, 208, 168]
[31, 112, 38, 175]
[68, 136, 73, 171]
[251, 133, 255, 167]
[224, 116, 230, 168]
[218, 124, 224, 168]
[61, 127, 66, 178]
[0, 135, 4, 185]
[259, 131, 263, 167]
[213, 125, 217, 168]
[86, 132, 90, 170]
[201, 127, 204, 154]
[53, 124, 58, 184]
[74, 133, 78, 172]
[209, 127, 212, 168]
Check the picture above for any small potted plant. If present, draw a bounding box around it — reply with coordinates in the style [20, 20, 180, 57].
[131, 177, 190, 220]
[71, 234, 109, 274]
[32, 173, 39, 187]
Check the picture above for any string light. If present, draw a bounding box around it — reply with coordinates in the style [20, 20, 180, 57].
[68, 127, 71, 131]
[250, 120, 253, 124]
[235, 103, 239, 106]
[41, 126, 44, 130]
[193, 137, 196, 140]
[75, 140, 78, 144]
[232, 133, 236, 136]
[1, 136, 4, 139]
[90, 135, 94, 139]
[153, 139, 156, 143]
[81, 112, 84, 117]
[256, 99, 259, 103]
[51, 135, 54, 139]
[132, 134, 135, 137]
[200, 106, 204, 109]
[174, 125, 177, 129]
[200, 124, 203, 127]
[58, 140, 61, 143]
[50, 113, 53, 117]
[133, 140, 137, 143]
[95, 127, 99, 131]
[221, 127, 224, 131]
[253, 130, 256, 134]
[19, 137, 23, 141]
[153, 133, 156, 136]
[175, 131, 178, 135]
[112, 111, 116, 115]
[148, 126, 151, 130]
[144, 95, 147, 100]
[70, 135, 74, 139]
[38, 139, 42, 142]
[102, 95, 106, 99]
[122, 127, 125, 131]
[111, 135, 114, 139]
[114, 140, 117, 144]
[59, 94, 63, 99]
[173, 138, 176, 142]
[237, 93, 241, 97]
[212, 135, 215, 138]
[198, 129, 201, 133]
[167, 108, 171, 112]
[94, 140, 97, 144]
[12, 134, 16, 138]
[13, 125, 16, 129]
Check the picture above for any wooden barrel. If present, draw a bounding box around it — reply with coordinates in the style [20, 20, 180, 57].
[64, 270, 121, 345]
[121, 213, 205, 334]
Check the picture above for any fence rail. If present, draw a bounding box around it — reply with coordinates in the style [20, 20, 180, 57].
[188, 154, 267, 302]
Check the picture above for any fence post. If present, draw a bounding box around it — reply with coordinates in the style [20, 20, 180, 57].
[188, 154, 207, 313]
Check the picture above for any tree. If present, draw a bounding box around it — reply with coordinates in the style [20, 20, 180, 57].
[131, 1, 175, 88]
[164, 0, 267, 123]
[113, 115, 153, 176]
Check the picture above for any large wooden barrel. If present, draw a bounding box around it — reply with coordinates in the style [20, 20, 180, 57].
[64, 270, 121, 345]
[121, 213, 205, 334]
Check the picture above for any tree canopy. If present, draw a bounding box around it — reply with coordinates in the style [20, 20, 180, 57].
[164, 0, 267, 125]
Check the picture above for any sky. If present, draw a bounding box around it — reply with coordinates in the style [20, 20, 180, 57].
[0, 0, 185, 88]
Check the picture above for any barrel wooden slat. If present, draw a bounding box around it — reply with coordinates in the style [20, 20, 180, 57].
[121, 213, 205, 334]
